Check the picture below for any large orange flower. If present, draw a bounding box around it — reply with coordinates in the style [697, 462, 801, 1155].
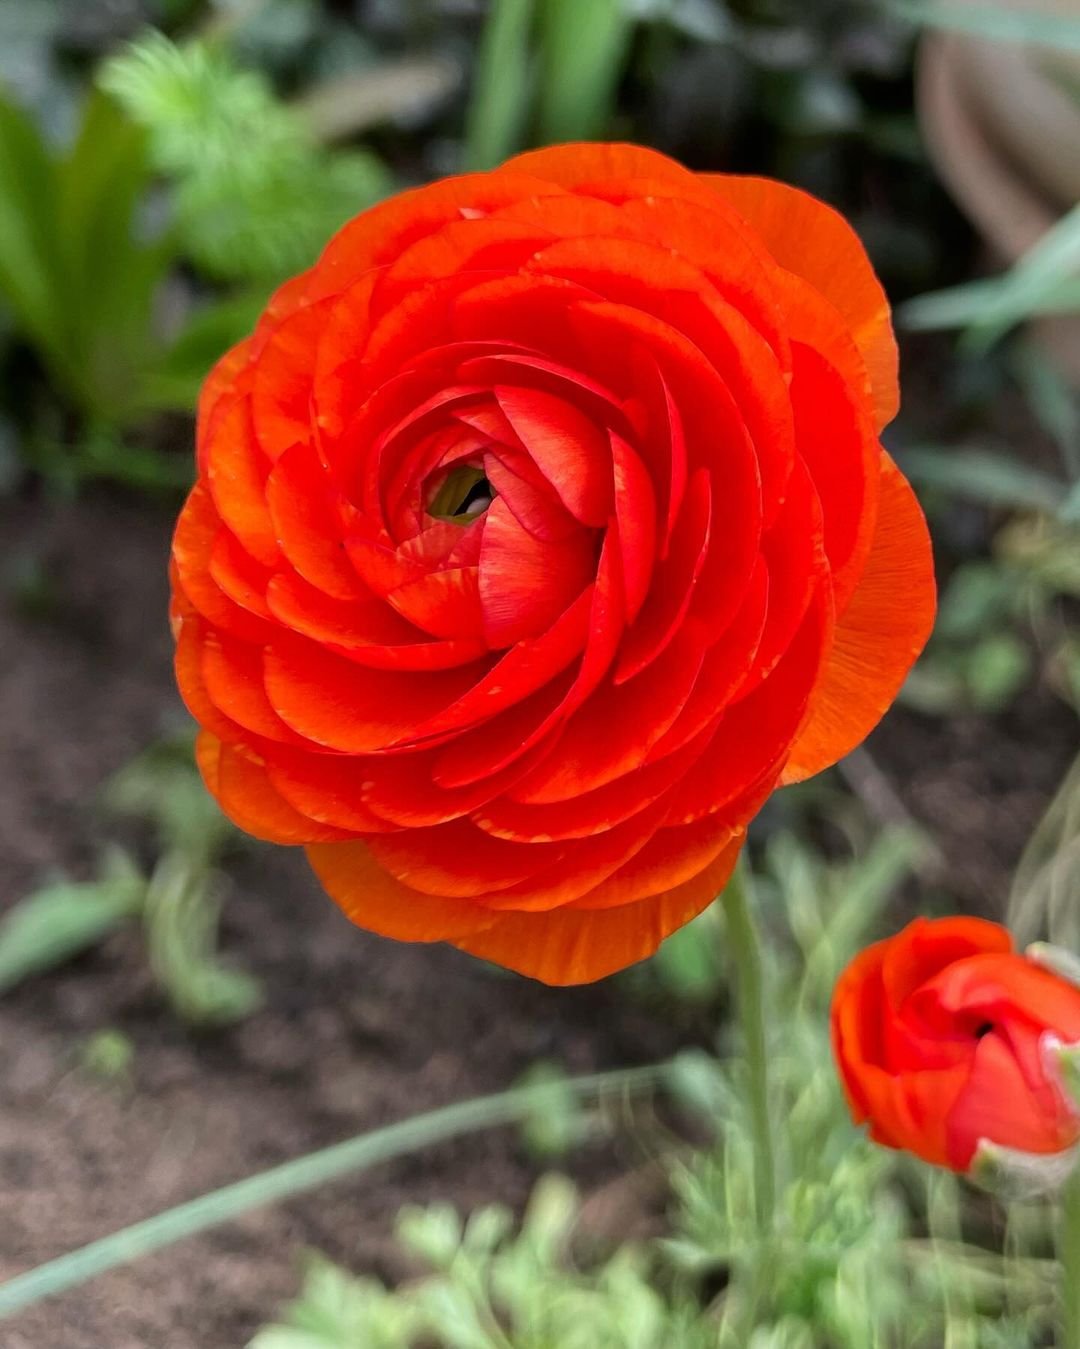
[170, 143, 935, 985]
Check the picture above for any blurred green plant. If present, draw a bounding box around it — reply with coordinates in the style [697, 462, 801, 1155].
[899, 507, 1079, 717]
[900, 202, 1080, 353]
[252, 1176, 708, 1349]
[0, 89, 170, 429]
[246, 826, 1061, 1349]
[76, 1028, 137, 1085]
[0, 733, 260, 1027]
[888, 0, 1080, 52]
[0, 82, 258, 490]
[100, 30, 394, 285]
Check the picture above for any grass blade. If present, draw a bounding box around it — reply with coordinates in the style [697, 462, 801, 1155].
[0, 1063, 667, 1321]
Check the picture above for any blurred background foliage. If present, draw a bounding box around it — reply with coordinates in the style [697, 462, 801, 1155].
[1, 1, 1079, 1346]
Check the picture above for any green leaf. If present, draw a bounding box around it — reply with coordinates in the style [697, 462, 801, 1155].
[537, 0, 631, 142]
[142, 854, 262, 1028]
[56, 90, 172, 422]
[249, 1255, 421, 1349]
[901, 202, 1080, 350]
[0, 89, 68, 373]
[0, 851, 145, 995]
[898, 275, 1080, 333]
[462, 0, 535, 172]
[897, 446, 1067, 514]
[101, 33, 394, 284]
[887, 0, 1080, 51]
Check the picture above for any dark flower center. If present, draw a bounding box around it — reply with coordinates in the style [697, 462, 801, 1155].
[427, 463, 495, 523]
[973, 1021, 994, 1040]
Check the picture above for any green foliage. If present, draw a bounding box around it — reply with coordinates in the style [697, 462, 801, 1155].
[888, 0, 1080, 52]
[536, 0, 631, 144]
[101, 31, 393, 284]
[0, 848, 144, 995]
[77, 1028, 137, 1084]
[1009, 750, 1080, 954]
[0, 81, 270, 486]
[462, 0, 535, 172]
[247, 825, 1058, 1349]
[143, 851, 263, 1027]
[900, 202, 1080, 350]
[647, 900, 727, 1003]
[252, 1176, 708, 1349]
[0, 88, 170, 427]
[515, 1061, 592, 1159]
[902, 514, 1079, 717]
[463, 0, 632, 171]
[249, 1254, 424, 1349]
[0, 733, 259, 1027]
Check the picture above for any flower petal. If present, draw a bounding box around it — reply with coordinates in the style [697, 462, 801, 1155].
[781, 456, 935, 784]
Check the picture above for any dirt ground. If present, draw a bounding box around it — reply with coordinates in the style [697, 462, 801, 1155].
[0, 482, 1074, 1348]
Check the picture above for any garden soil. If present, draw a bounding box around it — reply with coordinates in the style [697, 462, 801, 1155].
[0, 483, 1073, 1348]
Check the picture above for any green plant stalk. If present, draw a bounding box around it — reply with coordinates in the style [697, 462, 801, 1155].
[462, 0, 534, 172]
[1062, 1167, 1080, 1348]
[0, 1063, 667, 1321]
[721, 860, 776, 1234]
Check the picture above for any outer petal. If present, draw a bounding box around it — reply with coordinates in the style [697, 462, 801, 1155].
[305, 839, 497, 941]
[502, 142, 698, 192]
[702, 174, 899, 430]
[451, 831, 743, 985]
[781, 456, 935, 785]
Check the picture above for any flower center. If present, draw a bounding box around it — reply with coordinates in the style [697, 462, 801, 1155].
[974, 1021, 994, 1039]
[427, 463, 495, 523]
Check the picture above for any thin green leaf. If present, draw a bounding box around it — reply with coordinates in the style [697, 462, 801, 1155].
[0, 851, 145, 995]
[899, 201, 1080, 351]
[897, 447, 1067, 514]
[537, 0, 631, 142]
[898, 275, 1080, 333]
[0, 1063, 667, 1320]
[886, 0, 1080, 51]
[462, 0, 535, 172]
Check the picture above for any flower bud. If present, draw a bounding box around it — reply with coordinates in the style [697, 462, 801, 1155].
[831, 917, 1080, 1175]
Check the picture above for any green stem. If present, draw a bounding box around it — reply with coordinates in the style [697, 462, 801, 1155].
[1061, 1167, 1080, 1348]
[722, 859, 776, 1234]
[0, 1063, 666, 1322]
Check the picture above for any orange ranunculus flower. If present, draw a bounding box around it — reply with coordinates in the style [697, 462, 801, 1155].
[170, 142, 935, 985]
[832, 917, 1080, 1172]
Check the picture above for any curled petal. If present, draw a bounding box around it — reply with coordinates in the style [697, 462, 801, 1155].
[704, 173, 898, 430]
[782, 457, 935, 784]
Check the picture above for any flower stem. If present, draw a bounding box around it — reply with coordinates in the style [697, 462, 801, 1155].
[1061, 1166, 1080, 1348]
[722, 857, 776, 1234]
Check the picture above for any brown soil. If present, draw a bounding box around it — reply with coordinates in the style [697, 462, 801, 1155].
[0, 488, 1074, 1348]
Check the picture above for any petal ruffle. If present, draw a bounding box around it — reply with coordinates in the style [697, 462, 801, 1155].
[781, 456, 935, 785]
[703, 173, 899, 431]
